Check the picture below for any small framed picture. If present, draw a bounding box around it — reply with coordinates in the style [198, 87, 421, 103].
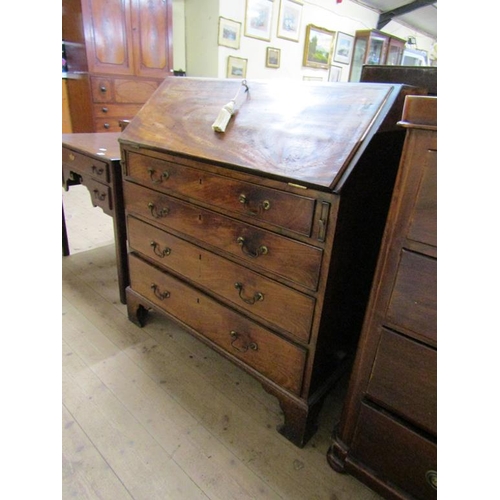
[245, 0, 274, 42]
[333, 32, 354, 65]
[266, 47, 281, 68]
[277, 0, 303, 42]
[227, 56, 248, 79]
[303, 24, 336, 69]
[218, 17, 242, 50]
[328, 65, 342, 82]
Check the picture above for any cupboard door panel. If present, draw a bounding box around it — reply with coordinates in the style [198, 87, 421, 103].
[83, 0, 134, 75]
[131, 0, 173, 78]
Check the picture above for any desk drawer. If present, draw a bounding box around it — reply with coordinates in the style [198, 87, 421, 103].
[386, 249, 437, 345]
[124, 182, 323, 291]
[125, 151, 316, 236]
[366, 328, 436, 435]
[351, 403, 437, 500]
[93, 103, 143, 118]
[62, 147, 110, 183]
[85, 177, 112, 216]
[127, 216, 315, 342]
[129, 254, 306, 394]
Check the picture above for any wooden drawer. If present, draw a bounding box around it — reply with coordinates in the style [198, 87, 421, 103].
[351, 403, 437, 500]
[386, 249, 436, 345]
[125, 151, 316, 236]
[124, 182, 323, 291]
[366, 328, 436, 435]
[62, 147, 110, 183]
[91, 77, 113, 103]
[128, 253, 307, 394]
[113, 78, 159, 103]
[93, 103, 143, 118]
[94, 118, 125, 133]
[407, 148, 437, 247]
[127, 216, 315, 342]
[83, 177, 112, 216]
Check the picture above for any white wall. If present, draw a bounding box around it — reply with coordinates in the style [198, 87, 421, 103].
[178, 0, 437, 81]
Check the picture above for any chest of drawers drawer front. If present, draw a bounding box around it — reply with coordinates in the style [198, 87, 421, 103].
[366, 328, 436, 435]
[93, 103, 143, 119]
[351, 403, 437, 500]
[129, 254, 306, 394]
[125, 152, 316, 236]
[62, 147, 110, 183]
[127, 216, 315, 342]
[84, 177, 112, 215]
[124, 182, 323, 290]
[386, 249, 437, 345]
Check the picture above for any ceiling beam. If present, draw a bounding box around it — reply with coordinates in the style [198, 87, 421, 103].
[377, 0, 436, 30]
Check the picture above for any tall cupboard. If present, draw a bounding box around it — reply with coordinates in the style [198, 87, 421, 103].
[63, 0, 174, 132]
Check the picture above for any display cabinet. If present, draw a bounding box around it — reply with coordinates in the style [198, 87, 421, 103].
[349, 30, 406, 82]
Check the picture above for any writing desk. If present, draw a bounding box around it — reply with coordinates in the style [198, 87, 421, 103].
[62, 132, 128, 304]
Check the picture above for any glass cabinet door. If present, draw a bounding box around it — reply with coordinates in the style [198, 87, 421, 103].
[366, 34, 387, 65]
[350, 37, 368, 82]
[386, 37, 405, 65]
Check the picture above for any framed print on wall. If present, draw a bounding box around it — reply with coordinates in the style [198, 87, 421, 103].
[328, 65, 342, 82]
[277, 0, 303, 42]
[303, 25, 336, 69]
[333, 32, 354, 64]
[218, 17, 242, 50]
[227, 56, 248, 78]
[245, 0, 274, 42]
[266, 47, 281, 68]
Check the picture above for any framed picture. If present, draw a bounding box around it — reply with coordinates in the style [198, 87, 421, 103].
[277, 0, 303, 42]
[266, 47, 281, 68]
[227, 56, 248, 79]
[245, 0, 274, 42]
[333, 32, 354, 65]
[303, 25, 335, 69]
[218, 17, 241, 50]
[328, 65, 342, 82]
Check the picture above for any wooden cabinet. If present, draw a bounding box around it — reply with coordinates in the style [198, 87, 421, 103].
[349, 30, 406, 82]
[62, 0, 173, 132]
[119, 77, 422, 447]
[327, 96, 437, 498]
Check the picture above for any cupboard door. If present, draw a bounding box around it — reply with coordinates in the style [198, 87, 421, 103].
[130, 0, 173, 78]
[82, 0, 134, 75]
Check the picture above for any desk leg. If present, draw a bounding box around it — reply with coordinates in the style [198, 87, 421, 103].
[62, 204, 70, 256]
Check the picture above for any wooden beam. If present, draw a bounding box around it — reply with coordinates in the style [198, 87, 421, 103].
[377, 0, 436, 30]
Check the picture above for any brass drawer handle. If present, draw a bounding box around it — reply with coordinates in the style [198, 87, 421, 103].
[238, 194, 271, 214]
[92, 165, 104, 176]
[93, 189, 106, 201]
[425, 470, 437, 490]
[150, 283, 170, 300]
[150, 241, 171, 258]
[148, 168, 170, 184]
[234, 282, 264, 304]
[236, 236, 268, 258]
[229, 330, 258, 353]
[148, 202, 170, 218]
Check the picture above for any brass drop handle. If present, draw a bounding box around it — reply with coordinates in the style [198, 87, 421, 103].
[425, 470, 437, 490]
[229, 330, 258, 353]
[148, 168, 170, 184]
[234, 282, 264, 304]
[150, 241, 171, 258]
[93, 189, 106, 201]
[238, 194, 271, 214]
[236, 236, 268, 258]
[148, 202, 170, 218]
[92, 165, 104, 176]
[150, 283, 170, 300]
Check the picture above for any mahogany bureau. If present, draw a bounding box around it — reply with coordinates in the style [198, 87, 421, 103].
[62, 132, 128, 304]
[327, 96, 437, 497]
[118, 78, 422, 447]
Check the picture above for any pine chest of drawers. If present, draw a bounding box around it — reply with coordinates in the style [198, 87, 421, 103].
[119, 77, 421, 447]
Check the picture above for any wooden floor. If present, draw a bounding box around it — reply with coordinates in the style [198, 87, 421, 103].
[62, 185, 382, 500]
